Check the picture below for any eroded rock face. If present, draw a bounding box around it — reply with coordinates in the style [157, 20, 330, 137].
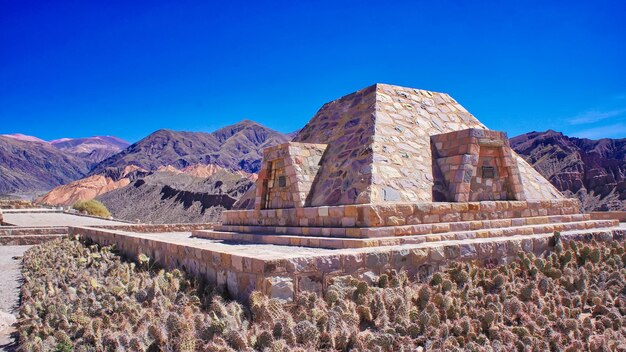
[37, 165, 146, 206]
[511, 130, 626, 211]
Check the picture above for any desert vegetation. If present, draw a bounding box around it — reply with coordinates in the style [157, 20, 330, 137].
[18, 236, 626, 351]
[72, 199, 111, 218]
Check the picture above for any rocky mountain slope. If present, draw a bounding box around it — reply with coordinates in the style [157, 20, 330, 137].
[0, 136, 90, 194]
[511, 130, 626, 211]
[90, 120, 289, 175]
[50, 136, 130, 164]
[0, 134, 47, 143]
[97, 169, 253, 223]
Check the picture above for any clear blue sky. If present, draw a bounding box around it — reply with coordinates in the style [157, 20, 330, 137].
[1, 0, 625, 142]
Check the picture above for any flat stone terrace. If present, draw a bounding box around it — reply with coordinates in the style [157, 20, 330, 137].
[0, 209, 215, 245]
[71, 224, 626, 303]
[1, 209, 130, 227]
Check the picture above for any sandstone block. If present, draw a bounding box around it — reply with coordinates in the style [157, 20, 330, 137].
[264, 276, 294, 302]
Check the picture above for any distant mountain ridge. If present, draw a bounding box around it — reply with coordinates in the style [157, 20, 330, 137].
[0, 134, 47, 143]
[51, 136, 130, 164]
[511, 130, 626, 211]
[0, 136, 91, 194]
[1, 121, 289, 196]
[0, 134, 130, 195]
[89, 120, 290, 175]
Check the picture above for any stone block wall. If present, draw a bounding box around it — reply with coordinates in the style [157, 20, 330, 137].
[238, 84, 563, 209]
[70, 225, 626, 303]
[590, 211, 626, 222]
[432, 128, 525, 202]
[293, 85, 378, 206]
[255, 142, 327, 209]
[92, 223, 215, 233]
[223, 199, 581, 229]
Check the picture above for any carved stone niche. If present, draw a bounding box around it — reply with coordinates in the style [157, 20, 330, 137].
[431, 128, 526, 202]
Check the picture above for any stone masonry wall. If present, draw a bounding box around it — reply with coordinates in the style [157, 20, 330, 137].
[255, 142, 327, 209]
[472, 146, 513, 201]
[370, 85, 488, 203]
[71, 226, 626, 303]
[92, 223, 215, 233]
[294, 85, 377, 206]
[224, 199, 581, 229]
[431, 128, 525, 202]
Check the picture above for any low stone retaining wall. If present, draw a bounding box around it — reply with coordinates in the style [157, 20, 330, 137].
[0, 234, 67, 245]
[590, 211, 626, 222]
[92, 223, 216, 233]
[69, 225, 626, 303]
[0, 227, 67, 236]
[0, 223, 215, 246]
[0, 200, 36, 209]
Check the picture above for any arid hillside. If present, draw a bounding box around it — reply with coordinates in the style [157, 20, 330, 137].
[96, 168, 253, 223]
[511, 130, 626, 211]
[0, 136, 90, 194]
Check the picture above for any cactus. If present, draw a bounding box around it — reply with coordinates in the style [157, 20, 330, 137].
[430, 272, 443, 286]
[294, 320, 319, 346]
[226, 330, 247, 350]
[17, 237, 626, 351]
[417, 286, 430, 308]
[589, 248, 601, 264]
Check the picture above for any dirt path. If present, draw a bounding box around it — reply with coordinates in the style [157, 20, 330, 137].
[0, 245, 31, 351]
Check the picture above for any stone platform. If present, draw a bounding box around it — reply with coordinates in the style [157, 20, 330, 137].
[0, 208, 216, 246]
[71, 224, 626, 303]
[222, 199, 581, 230]
[196, 199, 618, 249]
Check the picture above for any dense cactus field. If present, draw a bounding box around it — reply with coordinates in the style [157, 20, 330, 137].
[17, 236, 626, 351]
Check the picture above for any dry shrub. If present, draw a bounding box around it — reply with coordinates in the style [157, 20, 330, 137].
[72, 199, 111, 218]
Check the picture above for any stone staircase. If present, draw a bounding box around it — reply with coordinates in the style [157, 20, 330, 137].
[0, 226, 68, 245]
[194, 213, 618, 249]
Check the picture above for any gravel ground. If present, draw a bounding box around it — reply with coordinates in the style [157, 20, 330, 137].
[0, 245, 31, 351]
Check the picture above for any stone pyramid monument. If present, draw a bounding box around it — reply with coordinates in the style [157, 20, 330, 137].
[197, 84, 616, 249]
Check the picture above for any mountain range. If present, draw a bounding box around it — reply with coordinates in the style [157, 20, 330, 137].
[0, 134, 130, 194]
[1, 122, 625, 223]
[0, 136, 90, 195]
[50, 136, 130, 164]
[90, 120, 289, 175]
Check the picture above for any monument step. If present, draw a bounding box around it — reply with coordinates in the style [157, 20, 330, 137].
[195, 219, 619, 249]
[216, 213, 593, 239]
[223, 199, 582, 229]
